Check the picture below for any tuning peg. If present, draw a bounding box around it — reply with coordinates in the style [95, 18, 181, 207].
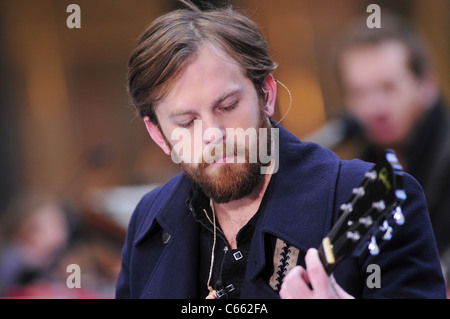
[368, 236, 380, 256]
[359, 216, 373, 227]
[380, 220, 393, 241]
[340, 203, 353, 213]
[346, 230, 360, 242]
[386, 150, 404, 171]
[364, 171, 377, 181]
[386, 151, 399, 164]
[372, 200, 386, 212]
[393, 206, 405, 225]
[395, 190, 407, 201]
[352, 187, 365, 197]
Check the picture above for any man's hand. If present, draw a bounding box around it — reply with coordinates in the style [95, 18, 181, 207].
[279, 248, 354, 299]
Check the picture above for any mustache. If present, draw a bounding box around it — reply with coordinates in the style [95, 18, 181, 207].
[199, 142, 245, 168]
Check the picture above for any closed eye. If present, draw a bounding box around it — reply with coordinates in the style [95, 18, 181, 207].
[218, 100, 238, 113]
[178, 119, 195, 128]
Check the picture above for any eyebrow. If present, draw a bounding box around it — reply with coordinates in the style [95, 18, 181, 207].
[169, 88, 241, 119]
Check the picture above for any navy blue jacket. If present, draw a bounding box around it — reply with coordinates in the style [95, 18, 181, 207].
[116, 124, 446, 298]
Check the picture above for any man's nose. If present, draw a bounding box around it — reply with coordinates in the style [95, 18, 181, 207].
[202, 117, 226, 145]
[365, 89, 390, 115]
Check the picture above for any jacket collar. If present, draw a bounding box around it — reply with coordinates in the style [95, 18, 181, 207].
[261, 124, 339, 249]
[133, 173, 192, 245]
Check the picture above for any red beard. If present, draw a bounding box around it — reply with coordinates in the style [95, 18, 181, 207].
[180, 114, 272, 203]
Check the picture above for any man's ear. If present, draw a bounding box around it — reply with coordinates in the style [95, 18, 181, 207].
[144, 117, 171, 155]
[262, 74, 277, 118]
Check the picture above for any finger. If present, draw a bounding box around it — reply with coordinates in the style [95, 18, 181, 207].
[279, 284, 295, 299]
[280, 266, 312, 299]
[300, 267, 311, 287]
[304, 248, 332, 295]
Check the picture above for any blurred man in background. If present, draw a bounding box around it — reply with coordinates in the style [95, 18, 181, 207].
[335, 13, 450, 291]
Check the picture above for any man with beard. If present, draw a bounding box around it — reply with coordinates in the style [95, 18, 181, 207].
[115, 1, 445, 299]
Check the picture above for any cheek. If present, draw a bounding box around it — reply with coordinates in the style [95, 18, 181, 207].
[347, 101, 376, 126]
[395, 100, 423, 138]
[391, 85, 423, 125]
[240, 100, 264, 128]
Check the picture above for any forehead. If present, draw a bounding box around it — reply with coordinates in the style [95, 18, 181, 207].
[156, 43, 251, 113]
[341, 41, 411, 82]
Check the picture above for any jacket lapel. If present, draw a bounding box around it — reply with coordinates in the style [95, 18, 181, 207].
[135, 175, 201, 298]
[143, 214, 200, 298]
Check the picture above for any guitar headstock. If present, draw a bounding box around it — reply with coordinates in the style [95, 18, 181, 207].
[319, 149, 407, 275]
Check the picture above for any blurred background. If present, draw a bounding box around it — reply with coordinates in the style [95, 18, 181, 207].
[0, 0, 448, 298]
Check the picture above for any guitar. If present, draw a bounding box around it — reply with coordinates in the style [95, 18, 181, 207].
[318, 149, 407, 275]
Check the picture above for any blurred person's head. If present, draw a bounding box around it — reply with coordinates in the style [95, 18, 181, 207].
[127, 1, 278, 203]
[335, 13, 439, 149]
[1, 193, 69, 266]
